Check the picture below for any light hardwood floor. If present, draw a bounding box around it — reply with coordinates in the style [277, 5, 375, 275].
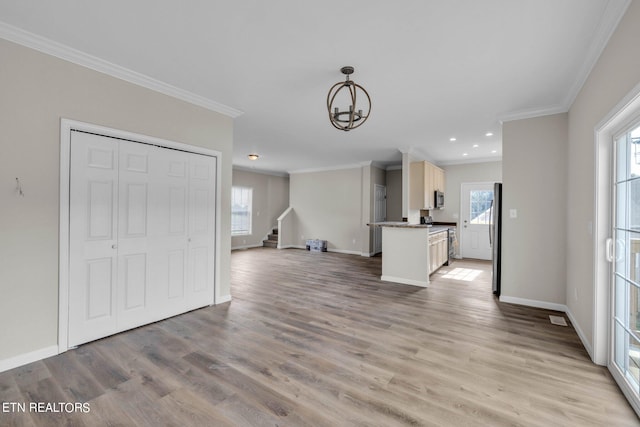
[1, 248, 638, 426]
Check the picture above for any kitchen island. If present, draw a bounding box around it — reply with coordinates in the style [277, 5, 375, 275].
[370, 222, 450, 287]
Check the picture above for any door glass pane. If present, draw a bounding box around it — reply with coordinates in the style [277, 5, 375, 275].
[617, 134, 629, 183]
[629, 333, 640, 393]
[616, 229, 628, 278]
[469, 190, 493, 224]
[615, 321, 627, 371]
[616, 275, 627, 319]
[631, 179, 640, 232]
[630, 282, 640, 334]
[631, 126, 640, 178]
[617, 181, 627, 230]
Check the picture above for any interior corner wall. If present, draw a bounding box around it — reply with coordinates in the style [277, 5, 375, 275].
[431, 161, 503, 226]
[290, 167, 364, 254]
[231, 169, 290, 249]
[0, 38, 234, 362]
[385, 169, 402, 222]
[501, 113, 568, 306]
[566, 0, 640, 352]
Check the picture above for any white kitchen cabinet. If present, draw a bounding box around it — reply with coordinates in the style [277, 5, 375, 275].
[410, 161, 445, 210]
[428, 230, 448, 274]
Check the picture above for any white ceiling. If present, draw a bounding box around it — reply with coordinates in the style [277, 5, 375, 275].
[0, 0, 630, 174]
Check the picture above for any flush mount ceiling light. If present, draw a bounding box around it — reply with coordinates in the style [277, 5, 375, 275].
[327, 66, 371, 131]
[247, 154, 259, 160]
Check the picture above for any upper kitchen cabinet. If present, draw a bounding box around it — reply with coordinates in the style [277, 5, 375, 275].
[410, 161, 445, 210]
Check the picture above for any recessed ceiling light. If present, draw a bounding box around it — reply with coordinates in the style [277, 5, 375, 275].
[248, 153, 259, 160]
[449, 137, 456, 142]
[473, 144, 479, 148]
[491, 150, 497, 153]
[485, 132, 493, 137]
[462, 153, 468, 156]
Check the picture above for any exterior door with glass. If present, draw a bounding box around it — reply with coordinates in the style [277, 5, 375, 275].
[612, 122, 640, 411]
[460, 183, 494, 260]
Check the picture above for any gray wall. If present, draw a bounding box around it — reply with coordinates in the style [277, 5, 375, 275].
[289, 166, 371, 255]
[566, 0, 640, 350]
[0, 39, 234, 361]
[231, 168, 290, 249]
[385, 168, 403, 221]
[502, 113, 568, 305]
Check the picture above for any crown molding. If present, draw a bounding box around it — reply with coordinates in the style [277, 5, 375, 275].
[232, 165, 289, 178]
[497, 104, 567, 123]
[498, 0, 631, 123]
[437, 157, 503, 167]
[0, 21, 244, 118]
[288, 163, 366, 174]
[562, 0, 632, 109]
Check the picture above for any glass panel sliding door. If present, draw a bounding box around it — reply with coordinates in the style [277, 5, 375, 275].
[613, 123, 640, 404]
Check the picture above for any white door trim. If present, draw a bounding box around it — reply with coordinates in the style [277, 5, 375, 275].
[593, 82, 640, 417]
[58, 118, 223, 353]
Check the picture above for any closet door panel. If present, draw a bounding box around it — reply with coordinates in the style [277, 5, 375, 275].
[149, 148, 190, 319]
[116, 141, 152, 329]
[68, 132, 119, 347]
[186, 154, 216, 310]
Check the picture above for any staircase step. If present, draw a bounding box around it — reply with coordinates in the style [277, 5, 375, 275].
[268, 234, 278, 240]
[263, 240, 277, 248]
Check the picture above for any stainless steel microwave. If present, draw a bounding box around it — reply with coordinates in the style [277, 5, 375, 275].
[434, 191, 444, 209]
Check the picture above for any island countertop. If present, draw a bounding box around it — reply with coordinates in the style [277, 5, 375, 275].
[368, 222, 451, 234]
[368, 221, 430, 229]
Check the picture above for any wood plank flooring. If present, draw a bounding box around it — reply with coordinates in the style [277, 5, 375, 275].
[1, 248, 638, 426]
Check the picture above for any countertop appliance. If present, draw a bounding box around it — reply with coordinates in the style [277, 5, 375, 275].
[420, 215, 433, 225]
[434, 191, 444, 209]
[489, 183, 502, 296]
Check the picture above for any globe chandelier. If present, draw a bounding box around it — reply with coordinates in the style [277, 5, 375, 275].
[326, 66, 371, 131]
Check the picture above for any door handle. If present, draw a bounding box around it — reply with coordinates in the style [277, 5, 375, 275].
[606, 237, 613, 262]
[112, 244, 117, 249]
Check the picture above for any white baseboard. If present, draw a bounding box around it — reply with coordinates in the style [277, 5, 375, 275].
[231, 244, 263, 251]
[216, 294, 232, 304]
[565, 307, 595, 362]
[329, 248, 361, 256]
[0, 345, 59, 373]
[381, 275, 429, 288]
[499, 295, 596, 364]
[499, 295, 567, 312]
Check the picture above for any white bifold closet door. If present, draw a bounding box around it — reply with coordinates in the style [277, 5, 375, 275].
[68, 131, 216, 347]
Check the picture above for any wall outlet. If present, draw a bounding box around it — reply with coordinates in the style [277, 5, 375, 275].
[574, 287, 578, 302]
[509, 209, 518, 219]
[352, 238, 357, 245]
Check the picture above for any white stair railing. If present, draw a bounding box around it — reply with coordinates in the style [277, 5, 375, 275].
[276, 206, 294, 249]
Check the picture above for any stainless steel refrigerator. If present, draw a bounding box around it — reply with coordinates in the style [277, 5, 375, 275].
[490, 182, 502, 296]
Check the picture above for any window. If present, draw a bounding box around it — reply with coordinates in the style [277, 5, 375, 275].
[469, 190, 494, 225]
[231, 186, 252, 235]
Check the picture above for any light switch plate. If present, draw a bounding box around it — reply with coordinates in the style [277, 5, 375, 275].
[509, 209, 518, 219]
